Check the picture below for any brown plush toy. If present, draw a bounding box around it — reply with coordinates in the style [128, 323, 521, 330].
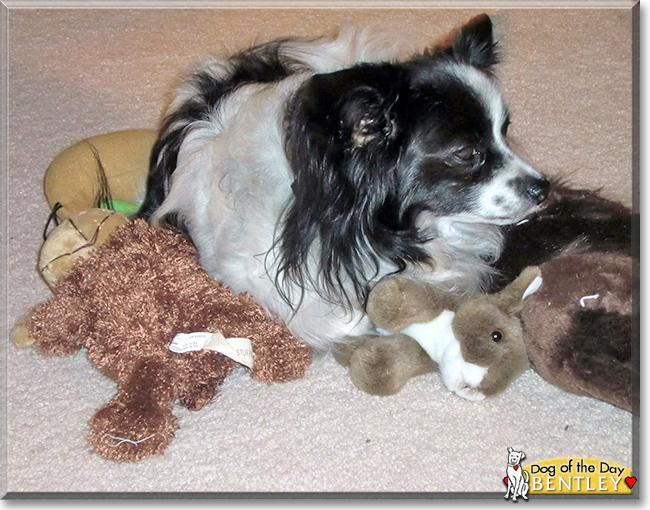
[493, 184, 636, 413]
[12, 213, 312, 462]
[335, 267, 542, 401]
[520, 251, 635, 413]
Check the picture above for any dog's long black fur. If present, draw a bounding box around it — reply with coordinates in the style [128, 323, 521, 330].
[278, 63, 430, 307]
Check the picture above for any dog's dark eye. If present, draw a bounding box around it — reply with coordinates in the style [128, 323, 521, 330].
[491, 331, 503, 342]
[455, 146, 479, 161]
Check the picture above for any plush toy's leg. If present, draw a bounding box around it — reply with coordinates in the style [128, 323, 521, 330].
[10, 311, 36, 348]
[171, 354, 237, 411]
[178, 380, 222, 412]
[332, 336, 366, 367]
[338, 334, 438, 396]
[87, 358, 178, 463]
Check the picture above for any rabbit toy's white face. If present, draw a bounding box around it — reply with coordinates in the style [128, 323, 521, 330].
[401, 310, 489, 401]
[440, 336, 490, 401]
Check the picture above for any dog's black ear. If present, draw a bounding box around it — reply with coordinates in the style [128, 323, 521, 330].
[339, 84, 398, 148]
[291, 67, 401, 152]
[436, 14, 498, 72]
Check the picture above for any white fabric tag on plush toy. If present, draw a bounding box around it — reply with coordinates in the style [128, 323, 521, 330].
[169, 332, 213, 353]
[169, 332, 254, 368]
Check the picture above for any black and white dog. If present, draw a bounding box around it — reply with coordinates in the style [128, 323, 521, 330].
[139, 15, 551, 351]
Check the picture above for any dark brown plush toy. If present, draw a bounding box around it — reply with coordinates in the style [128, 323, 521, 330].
[520, 251, 635, 413]
[495, 185, 636, 413]
[12, 215, 312, 462]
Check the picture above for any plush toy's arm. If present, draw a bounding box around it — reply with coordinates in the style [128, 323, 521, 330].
[88, 357, 178, 463]
[400, 310, 488, 401]
[26, 295, 92, 356]
[366, 276, 449, 332]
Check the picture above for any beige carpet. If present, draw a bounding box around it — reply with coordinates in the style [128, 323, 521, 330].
[3, 4, 637, 496]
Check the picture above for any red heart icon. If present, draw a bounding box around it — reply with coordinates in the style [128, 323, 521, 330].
[514, 466, 519, 470]
[625, 477, 637, 489]
[503, 477, 508, 486]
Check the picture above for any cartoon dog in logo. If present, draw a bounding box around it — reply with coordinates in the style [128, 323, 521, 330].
[504, 447, 529, 501]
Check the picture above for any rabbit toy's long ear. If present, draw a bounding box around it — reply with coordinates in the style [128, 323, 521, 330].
[496, 266, 543, 314]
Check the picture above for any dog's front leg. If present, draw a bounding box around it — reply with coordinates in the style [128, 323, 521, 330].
[504, 480, 513, 499]
[513, 476, 524, 501]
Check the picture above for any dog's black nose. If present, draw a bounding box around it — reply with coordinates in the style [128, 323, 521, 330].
[526, 178, 550, 204]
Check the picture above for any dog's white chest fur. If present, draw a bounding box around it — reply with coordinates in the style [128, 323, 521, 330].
[402, 311, 489, 400]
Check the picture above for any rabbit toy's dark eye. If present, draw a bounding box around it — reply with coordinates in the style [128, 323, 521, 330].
[491, 331, 503, 342]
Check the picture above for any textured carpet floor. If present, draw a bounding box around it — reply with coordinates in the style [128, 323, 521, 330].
[4, 5, 636, 496]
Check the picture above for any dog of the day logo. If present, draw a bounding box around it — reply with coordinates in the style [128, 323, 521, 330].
[502, 450, 635, 499]
[503, 447, 529, 501]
